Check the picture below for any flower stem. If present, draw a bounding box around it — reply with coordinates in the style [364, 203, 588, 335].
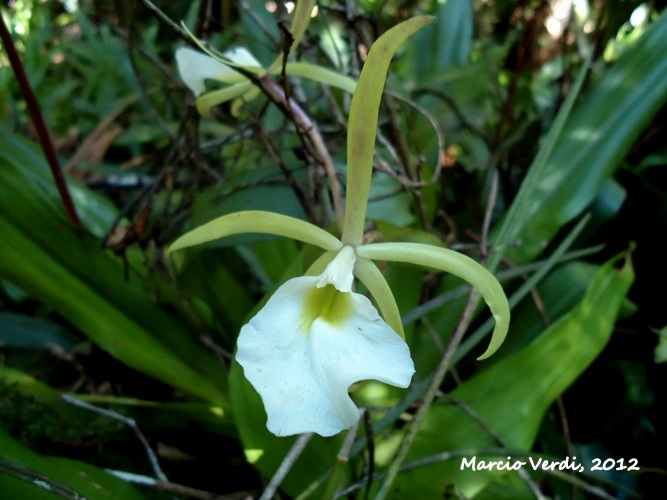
[262, 79, 345, 230]
[260, 433, 314, 500]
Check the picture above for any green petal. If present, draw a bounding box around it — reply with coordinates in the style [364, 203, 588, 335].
[231, 86, 262, 116]
[354, 257, 405, 339]
[280, 62, 357, 94]
[342, 16, 434, 246]
[196, 81, 254, 116]
[169, 210, 342, 253]
[357, 242, 509, 359]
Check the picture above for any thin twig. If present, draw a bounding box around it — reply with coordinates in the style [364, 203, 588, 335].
[261, 78, 345, 230]
[106, 469, 237, 499]
[0, 457, 82, 499]
[136, 0, 344, 231]
[250, 110, 317, 223]
[260, 433, 314, 500]
[62, 395, 167, 482]
[0, 14, 81, 227]
[375, 289, 481, 499]
[322, 417, 362, 499]
[446, 396, 547, 499]
[136, 0, 200, 48]
[386, 90, 446, 183]
[240, 0, 279, 45]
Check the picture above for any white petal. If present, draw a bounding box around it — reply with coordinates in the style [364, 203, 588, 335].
[222, 47, 261, 68]
[317, 245, 355, 292]
[175, 46, 260, 96]
[175, 47, 231, 95]
[236, 277, 414, 437]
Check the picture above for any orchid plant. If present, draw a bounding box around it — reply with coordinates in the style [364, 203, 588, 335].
[170, 16, 510, 437]
[175, 0, 356, 117]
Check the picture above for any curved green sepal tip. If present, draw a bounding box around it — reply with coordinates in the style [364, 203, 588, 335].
[169, 211, 343, 254]
[357, 242, 510, 359]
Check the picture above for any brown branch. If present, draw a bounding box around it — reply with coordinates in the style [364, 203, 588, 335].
[0, 14, 82, 227]
[136, 0, 345, 231]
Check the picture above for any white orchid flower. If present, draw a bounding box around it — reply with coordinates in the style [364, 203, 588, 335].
[169, 17, 511, 437]
[175, 0, 356, 116]
[236, 245, 414, 436]
[175, 46, 262, 96]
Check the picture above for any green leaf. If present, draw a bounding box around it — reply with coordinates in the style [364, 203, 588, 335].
[0, 126, 117, 239]
[0, 146, 226, 406]
[498, 11, 667, 264]
[654, 326, 667, 363]
[395, 251, 634, 497]
[407, 0, 474, 79]
[0, 313, 77, 350]
[0, 427, 145, 499]
[366, 172, 415, 227]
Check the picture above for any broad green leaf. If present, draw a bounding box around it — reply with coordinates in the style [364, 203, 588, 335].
[498, 11, 667, 264]
[0, 126, 117, 238]
[406, 0, 474, 79]
[0, 366, 83, 414]
[365, 172, 415, 227]
[654, 326, 667, 363]
[0, 366, 234, 437]
[0, 427, 144, 499]
[394, 251, 634, 497]
[0, 153, 226, 405]
[491, 262, 599, 358]
[0, 313, 77, 350]
[175, 248, 255, 334]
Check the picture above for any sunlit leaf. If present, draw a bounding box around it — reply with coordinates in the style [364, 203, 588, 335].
[395, 251, 634, 497]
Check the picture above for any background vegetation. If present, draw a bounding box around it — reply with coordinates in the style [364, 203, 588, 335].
[1, 0, 666, 498]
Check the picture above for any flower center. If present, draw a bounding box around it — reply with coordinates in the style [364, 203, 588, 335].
[302, 284, 353, 330]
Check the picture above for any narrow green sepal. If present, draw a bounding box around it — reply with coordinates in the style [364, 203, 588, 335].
[281, 62, 357, 94]
[342, 16, 434, 246]
[169, 211, 342, 254]
[354, 257, 405, 339]
[196, 81, 253, 116]
[357, 242, 510, 359]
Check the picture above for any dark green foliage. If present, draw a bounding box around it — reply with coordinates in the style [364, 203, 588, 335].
[1, 0, 665, 497]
